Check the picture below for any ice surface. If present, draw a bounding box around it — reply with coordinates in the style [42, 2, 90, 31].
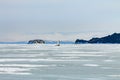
[0, 44, 120, 80]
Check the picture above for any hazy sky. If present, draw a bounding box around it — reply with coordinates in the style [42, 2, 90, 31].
[0, 0, 120, 41]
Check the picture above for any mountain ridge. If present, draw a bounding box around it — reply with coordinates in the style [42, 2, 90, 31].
[75, 33, 120, 44]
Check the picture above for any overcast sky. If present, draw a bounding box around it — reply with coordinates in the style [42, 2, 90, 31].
[0, 0, 120, 41]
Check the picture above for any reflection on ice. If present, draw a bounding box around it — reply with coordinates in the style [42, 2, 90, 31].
[83, 64, 100, 67]
[56, 54, 105, 57]
[107, 75, 120, 77]
[104, 59, 115, 62]
[0, 58, 94, 62]
[0, 67, 31, 75]
[0, 64, 56, 68]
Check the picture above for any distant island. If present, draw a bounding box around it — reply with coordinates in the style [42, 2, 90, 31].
[75, 33, 120, 44]
[28, 39, 45, 44]
[28, 39, 74, 44]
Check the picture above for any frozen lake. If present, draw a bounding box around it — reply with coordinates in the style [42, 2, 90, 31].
[0, 44, 120, 80]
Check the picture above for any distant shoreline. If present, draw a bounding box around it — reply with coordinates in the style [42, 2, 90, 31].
[1, 33, 120, 44]
[75, 33, 120, 44]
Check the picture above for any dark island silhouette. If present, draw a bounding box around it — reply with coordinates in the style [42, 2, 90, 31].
[28, 39, 45, 44]
[75, 33, 120, 44]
